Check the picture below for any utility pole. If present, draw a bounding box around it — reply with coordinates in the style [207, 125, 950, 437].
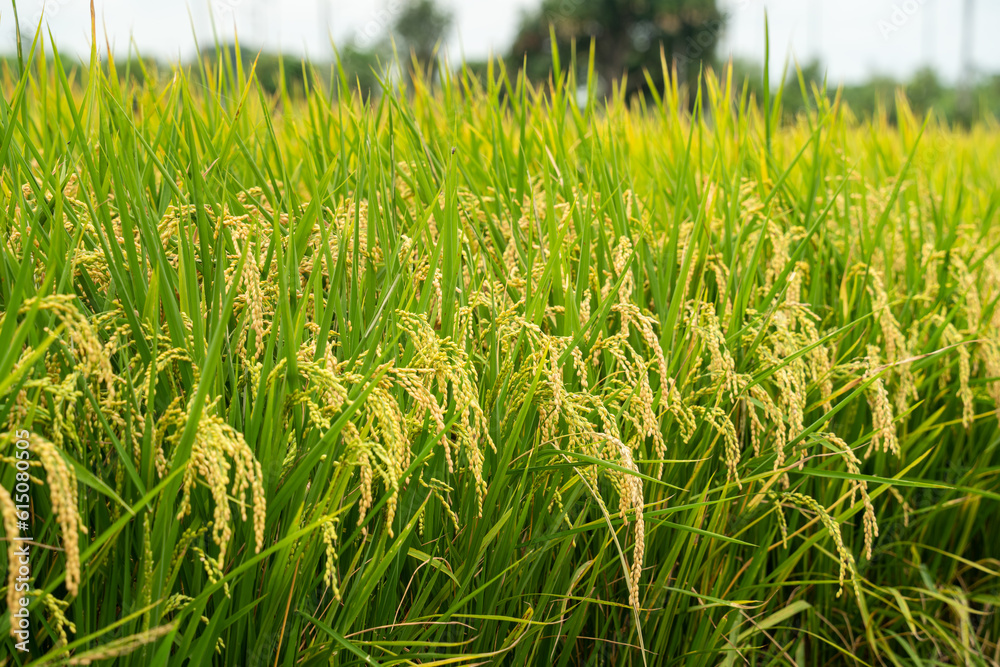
[921, 0, 934, 67]
[252, 0, 266, 47]
[808, 0, 821, 63]
[958, 0, 974, 121]
[319, 0, 332, 59]
[960, 0, 973, 79]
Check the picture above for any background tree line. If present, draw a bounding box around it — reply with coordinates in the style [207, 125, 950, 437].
[5, 0, 1000, 125]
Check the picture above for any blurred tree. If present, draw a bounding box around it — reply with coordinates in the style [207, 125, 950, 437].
[198, 47, 313, 98]
[336, 43, 390, 100]
[728, 57, 764, 100]
[779, 59, 825, 115]
[509, 0, 723, 97]
[906, 67, 948, 118]
[392, 0, 454, 81]
[750, 63, 994, 126]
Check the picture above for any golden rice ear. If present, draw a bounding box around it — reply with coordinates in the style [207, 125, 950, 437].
[57, 625, 176, 664]
[0, 433, 84, 638]
[864, 346, 900, 459]
[393, 310, 493, 517]
[29, 434, 82, 596]
[776, 503, 790, 550]
[957, 338, 974, 430]
[823, 432, 878, 560]
[777, 491, 862, 600]
[242, 249, 266, 357]
[321, 517, 342, 602]
[18, 296, 115, 400]
[617, 442, 646, 613]
[799, 316, 834, 412]
[867, 265, 917, 413]
[175, 412, 267, 561]
[38, 593, 76, 646]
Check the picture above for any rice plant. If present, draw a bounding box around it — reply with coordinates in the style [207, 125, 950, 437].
[0, 25, 998, 666]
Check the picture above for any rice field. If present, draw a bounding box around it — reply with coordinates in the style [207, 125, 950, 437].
[1, 32, 999, 666]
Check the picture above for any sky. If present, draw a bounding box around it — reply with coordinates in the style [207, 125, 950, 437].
[3, 0, 999, 85]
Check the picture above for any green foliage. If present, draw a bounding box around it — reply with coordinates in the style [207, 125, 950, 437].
[0, 31, 999, 667]
[509, 0, 723, 96]
[732, 58, 1000, 125]
[393, 0, 454, 67]
[197, 47, 314, 97]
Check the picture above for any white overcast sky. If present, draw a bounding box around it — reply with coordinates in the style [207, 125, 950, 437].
[3, 0, 999, 84]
